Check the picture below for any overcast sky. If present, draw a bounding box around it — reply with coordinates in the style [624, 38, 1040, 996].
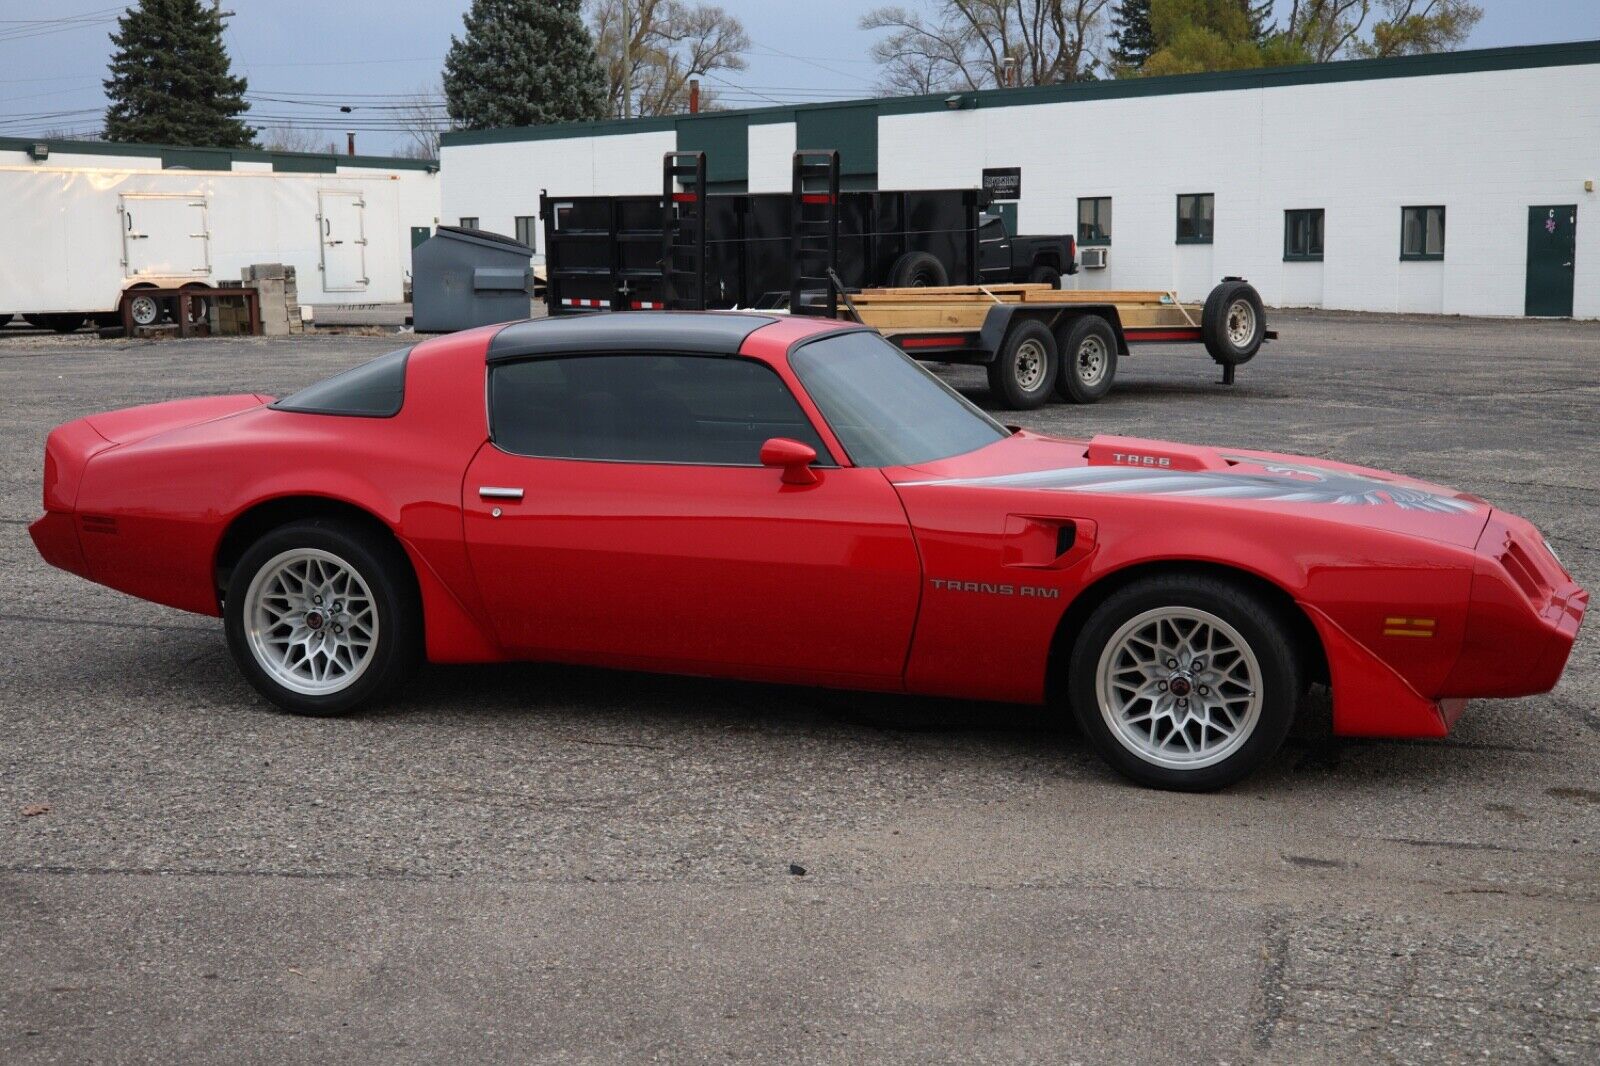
[1, 0, 1596, 155]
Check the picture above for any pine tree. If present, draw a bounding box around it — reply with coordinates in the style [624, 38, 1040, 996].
[444, 0, 607, 130]
[1245, 0, 1276, 44]
[102, 0, 254, 147]
[1109, 0, 1157, 73]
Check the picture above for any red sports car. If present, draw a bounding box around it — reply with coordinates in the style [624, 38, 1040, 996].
[29, 313, 1586, 789]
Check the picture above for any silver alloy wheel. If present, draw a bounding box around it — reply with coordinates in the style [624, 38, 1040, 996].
[1014, 337, 1048, 391]
[128, 294, 161, 326]
[1095, 606, 1263, 770]
[1076, 335, 1109, 386]
[244, 548, 379, 697]
[1225, 299, 1256, 348]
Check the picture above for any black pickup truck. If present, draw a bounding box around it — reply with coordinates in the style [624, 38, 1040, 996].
[978, 213, 1078, 288]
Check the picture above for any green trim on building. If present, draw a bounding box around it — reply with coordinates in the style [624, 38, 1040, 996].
[0, 135, 437, 172]
[439, 39, 1600, 150]
[676, 113, 750, 184]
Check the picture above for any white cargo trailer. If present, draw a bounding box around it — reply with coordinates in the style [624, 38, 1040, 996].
[0, 161, 439, 331]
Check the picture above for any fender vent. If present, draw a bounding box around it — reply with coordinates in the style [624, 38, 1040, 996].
[1500, 539, 1550, 602]
[80, 514, 118, 535]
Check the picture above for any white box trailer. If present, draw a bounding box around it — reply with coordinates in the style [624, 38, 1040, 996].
[0, 163, 437, 331]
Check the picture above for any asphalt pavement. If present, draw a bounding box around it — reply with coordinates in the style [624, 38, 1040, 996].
[1, 312, 1597, 1064]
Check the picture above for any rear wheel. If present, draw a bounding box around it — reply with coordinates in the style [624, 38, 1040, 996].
[1027, 263, 1062, 288]
[224, 519, 420, 717]
[1055, 314, 1118, 404]
[1202, 280, 1265, 366]
[887, 251, 949, 288]
[986, 319, 1057, 410]
[175, 282, 211, 326]
[1067, 574, 1301, 791]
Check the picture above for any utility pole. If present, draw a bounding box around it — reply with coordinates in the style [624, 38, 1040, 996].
[621, 0, 633, 119]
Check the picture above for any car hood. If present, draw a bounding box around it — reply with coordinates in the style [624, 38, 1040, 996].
[886, 431, 1492, 548]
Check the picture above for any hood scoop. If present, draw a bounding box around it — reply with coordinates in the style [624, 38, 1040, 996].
[1085, 435, 1229, 473]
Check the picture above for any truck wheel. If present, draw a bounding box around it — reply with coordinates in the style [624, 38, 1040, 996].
[888, 251, 948, 288]
[1067, 573, 1302, 791]
[1055, 315, 1118, 404]
[1028, 264, 1062, 288]
[986, 319, 1058, 410]
[1202, 281, 1265, 366]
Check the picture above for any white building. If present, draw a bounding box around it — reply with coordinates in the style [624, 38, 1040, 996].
[441, 40, 1599, 319]
[0, 137, 440, 321]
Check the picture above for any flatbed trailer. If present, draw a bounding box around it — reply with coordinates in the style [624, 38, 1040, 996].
[813, 278, 1272, 408]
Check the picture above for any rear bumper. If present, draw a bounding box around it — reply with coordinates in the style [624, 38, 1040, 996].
[29, 510, 89, 579]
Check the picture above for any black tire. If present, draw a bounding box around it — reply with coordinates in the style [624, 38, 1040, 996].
[1054, 314, 1118, 404]
[1027, 263, 1062, 288]
[1202, 280, 1265, 366]
[887, 250, 949, 288]
[1066, 574, 1302, 791]
[224, 518, 421, 717]
[24, 313, 86, 333]
[175, 283, 211, 325]
[985, 319, 1058, 410]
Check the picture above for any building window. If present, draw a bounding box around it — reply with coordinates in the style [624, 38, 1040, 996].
[1284, 209, 1324, 262]
[459, 216, 479, 230]
[514, 215, 538, 251]
[1078, 197, 1112, 246]
[1401, 206, 1445, 261]
[1177, 193, 1214, 244]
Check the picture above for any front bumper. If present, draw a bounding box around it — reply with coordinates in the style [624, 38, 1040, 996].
[29, 510, 89, 579]
[1442, 511, 1587, 699]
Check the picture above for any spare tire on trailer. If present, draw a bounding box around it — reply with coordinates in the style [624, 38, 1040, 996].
[887, 251, 949, 288]
[1202, 280, 1266, 366]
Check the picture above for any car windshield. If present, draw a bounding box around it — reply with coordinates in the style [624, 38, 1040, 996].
[789, 330, 1009, 467]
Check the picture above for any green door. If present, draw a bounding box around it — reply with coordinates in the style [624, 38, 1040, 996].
[1525, 206, 1577, 317]
[410, 226, 432, 250]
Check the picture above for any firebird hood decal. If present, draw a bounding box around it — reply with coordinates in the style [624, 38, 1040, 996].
[898, 459, 1477, 514]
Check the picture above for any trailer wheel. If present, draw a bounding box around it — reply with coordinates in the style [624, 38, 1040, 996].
[1202, 281, 1265, 366]
[1028, 264, 1062, 288]
[1055, 315, 1118, 404]
[124, 290, 163, 327]
[986, 319, 1058, 410]
[175, 282, 211, 326]
[888, 251, 949, 288]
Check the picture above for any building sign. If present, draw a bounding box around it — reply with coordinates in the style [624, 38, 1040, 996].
[982, 167, 1021, 201]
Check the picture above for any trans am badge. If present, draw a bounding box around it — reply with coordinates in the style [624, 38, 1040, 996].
[904, 458, 1477, 513]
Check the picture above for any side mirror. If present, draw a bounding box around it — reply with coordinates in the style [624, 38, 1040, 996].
[760, 437, 820, 485]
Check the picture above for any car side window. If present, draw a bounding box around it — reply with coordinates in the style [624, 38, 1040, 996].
[490, 353, 832, 466]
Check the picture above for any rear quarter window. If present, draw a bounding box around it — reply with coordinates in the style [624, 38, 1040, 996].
[272, 347, 411, 417]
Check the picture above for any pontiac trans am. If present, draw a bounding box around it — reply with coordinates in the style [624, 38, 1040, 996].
[29, 313, 1587, 789]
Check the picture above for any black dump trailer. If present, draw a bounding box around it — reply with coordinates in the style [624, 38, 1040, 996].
[540, 151, 1076, 315]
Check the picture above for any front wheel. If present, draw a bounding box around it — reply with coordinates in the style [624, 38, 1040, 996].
[224, 519, 420, 717]
[1067, 575, 1301, 791]
[986, 319, 1058, 410]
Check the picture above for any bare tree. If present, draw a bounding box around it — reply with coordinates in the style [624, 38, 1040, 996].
[259, 125, 336, 154]
[1283, 0, 1480, 61]
[394, 82, 448, 159]
[861, 1, 1111, 94]
[589, 0, 750, 118]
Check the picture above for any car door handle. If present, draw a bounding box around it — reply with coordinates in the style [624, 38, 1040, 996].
[478, 486, 524, 500]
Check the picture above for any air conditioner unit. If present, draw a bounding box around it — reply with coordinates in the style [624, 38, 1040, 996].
[1081, 246, 1109, 270]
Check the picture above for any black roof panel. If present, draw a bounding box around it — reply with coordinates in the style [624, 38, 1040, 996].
[487, 312, 778, 362]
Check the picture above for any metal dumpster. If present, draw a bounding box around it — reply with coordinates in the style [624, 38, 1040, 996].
[411, 226, 535, 332]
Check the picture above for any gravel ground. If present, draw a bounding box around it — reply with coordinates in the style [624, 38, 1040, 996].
[1, 312, 1597, 1064]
